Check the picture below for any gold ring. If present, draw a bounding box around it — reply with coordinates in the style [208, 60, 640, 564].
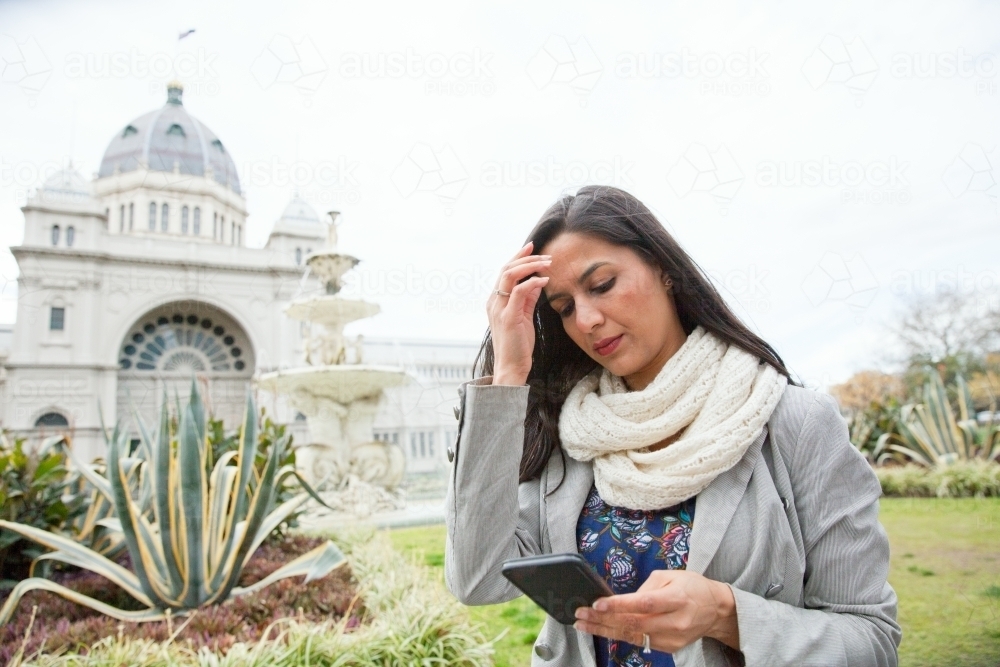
[642, 633, 651, 654]
[494, 289, 511, 297]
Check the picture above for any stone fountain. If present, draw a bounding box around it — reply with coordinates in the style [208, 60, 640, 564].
[256, 214, 410, 517]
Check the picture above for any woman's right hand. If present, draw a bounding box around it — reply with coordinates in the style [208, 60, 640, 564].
[487, 241, 551, 386]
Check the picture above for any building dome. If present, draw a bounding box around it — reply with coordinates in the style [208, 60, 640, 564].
[97, 82, 240, 194]
[270, 195, 327, 238]
[41, 167, 92, 199]
[33, 166, 96, 208]
[281, 196, 321, 224]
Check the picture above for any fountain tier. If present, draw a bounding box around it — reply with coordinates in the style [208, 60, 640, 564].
[256, 365, 407, 406]
[284, 296, 380, 329]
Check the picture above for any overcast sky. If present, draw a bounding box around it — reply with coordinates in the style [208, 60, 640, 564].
[1, 0, 997, 390]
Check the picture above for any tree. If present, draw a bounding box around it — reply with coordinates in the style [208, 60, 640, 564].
[830, 370, 906, 413]
[884, 288, 999, 404]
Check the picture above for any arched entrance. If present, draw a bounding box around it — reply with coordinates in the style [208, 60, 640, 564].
[116, 302, 255, 431]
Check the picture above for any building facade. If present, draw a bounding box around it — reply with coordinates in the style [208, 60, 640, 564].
[0, 83, 481, 480]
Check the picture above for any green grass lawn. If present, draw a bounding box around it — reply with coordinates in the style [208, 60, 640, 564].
[880, 498, 1000, 667]
[387, 498, 1000, 667]
[387, 524, 545, 667]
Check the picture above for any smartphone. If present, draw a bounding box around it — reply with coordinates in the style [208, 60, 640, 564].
[501, 552, 614, 625]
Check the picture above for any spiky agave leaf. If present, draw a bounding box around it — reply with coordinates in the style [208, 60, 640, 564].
[0, 577, 176, 623]
[0, 520, 153, 625]
[209, 408, 284, 603]
[205, 392, 260, 596]
[230, 540, 346, 598]
[146, 399, 183, 599]
[106, 420, 176, 609]
[177, 402, 208, 607]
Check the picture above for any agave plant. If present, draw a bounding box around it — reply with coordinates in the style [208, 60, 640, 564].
[843, 398, 903, 464]
[0, 381, 345, 623]
[881, 371, 1000, 467]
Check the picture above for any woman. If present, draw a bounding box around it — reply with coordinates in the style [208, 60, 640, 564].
[444, 185, 901, 667]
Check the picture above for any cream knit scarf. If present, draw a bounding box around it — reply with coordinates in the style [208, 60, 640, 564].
[558, 325, 788, 510]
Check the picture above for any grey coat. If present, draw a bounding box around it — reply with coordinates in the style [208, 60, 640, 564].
[444, 376, 901, 667]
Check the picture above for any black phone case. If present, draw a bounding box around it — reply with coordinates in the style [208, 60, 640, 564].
[501, 553, 614, 625]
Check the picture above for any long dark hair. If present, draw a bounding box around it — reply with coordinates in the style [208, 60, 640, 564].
[473, 185, 802, 483]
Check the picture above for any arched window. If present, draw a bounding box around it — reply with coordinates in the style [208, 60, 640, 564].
[129, 202, 134, 230]
[66, 226, 75, 247]
[118, 309, 252, 373]
[193, 207, 201, 235]
[51, 224, 60, 246]
[230, 221, 235, 245]
[149, 202, 156, 231]
[295, 247, 302, 265]
[161, 203, 169, 232]
[119, 205, 125, 232]
[35, 412, 69, 427]
[213, 212, 218, 239]
[181, 206, 189, 234]
[221, 216, 225, 242]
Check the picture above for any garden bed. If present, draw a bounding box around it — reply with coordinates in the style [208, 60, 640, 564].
[3, 528, 494, 667]
[1, 534, 361, 662]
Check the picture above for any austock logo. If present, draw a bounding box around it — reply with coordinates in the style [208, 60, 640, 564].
[391, 143, 468, 212]
[801, 35, 878, 105]
[614, 48, 771, 97]
[0, 34, 52, 99]
[336, 48, 496, 97]
[755, 156, 911, 205]
[666, 143, 744, 214]
[802, 251, 879, 322]
[479, 157, 634, 189]
[250, 34, 328, 99]
[942, 143, 999, 212]
[526, 35, 603, 104]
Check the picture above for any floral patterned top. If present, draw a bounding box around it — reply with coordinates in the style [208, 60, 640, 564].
[576, 483, 696, 667]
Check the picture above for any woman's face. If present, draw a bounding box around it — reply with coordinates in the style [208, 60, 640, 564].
[537, 232, 687, 391]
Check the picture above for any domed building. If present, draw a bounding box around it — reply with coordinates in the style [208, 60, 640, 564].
[1, 83, 481, 497]
[0, 82, 327, 461]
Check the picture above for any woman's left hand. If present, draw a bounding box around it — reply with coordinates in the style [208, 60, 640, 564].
[573, 570, 741, 653]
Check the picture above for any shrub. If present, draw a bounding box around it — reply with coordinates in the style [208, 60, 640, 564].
[876, 461, 1000, 497]
[875, 465, 935, 497]
[0, 435, 83, 586]
[934, 460, 1000, 497]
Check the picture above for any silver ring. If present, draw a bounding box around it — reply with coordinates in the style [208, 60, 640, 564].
[494, 289, 511, 297]
[642, 633, 651, 654]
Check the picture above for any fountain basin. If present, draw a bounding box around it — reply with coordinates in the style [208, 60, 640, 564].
[256, 365, 409, 405]
[284, 296, 381, 328]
